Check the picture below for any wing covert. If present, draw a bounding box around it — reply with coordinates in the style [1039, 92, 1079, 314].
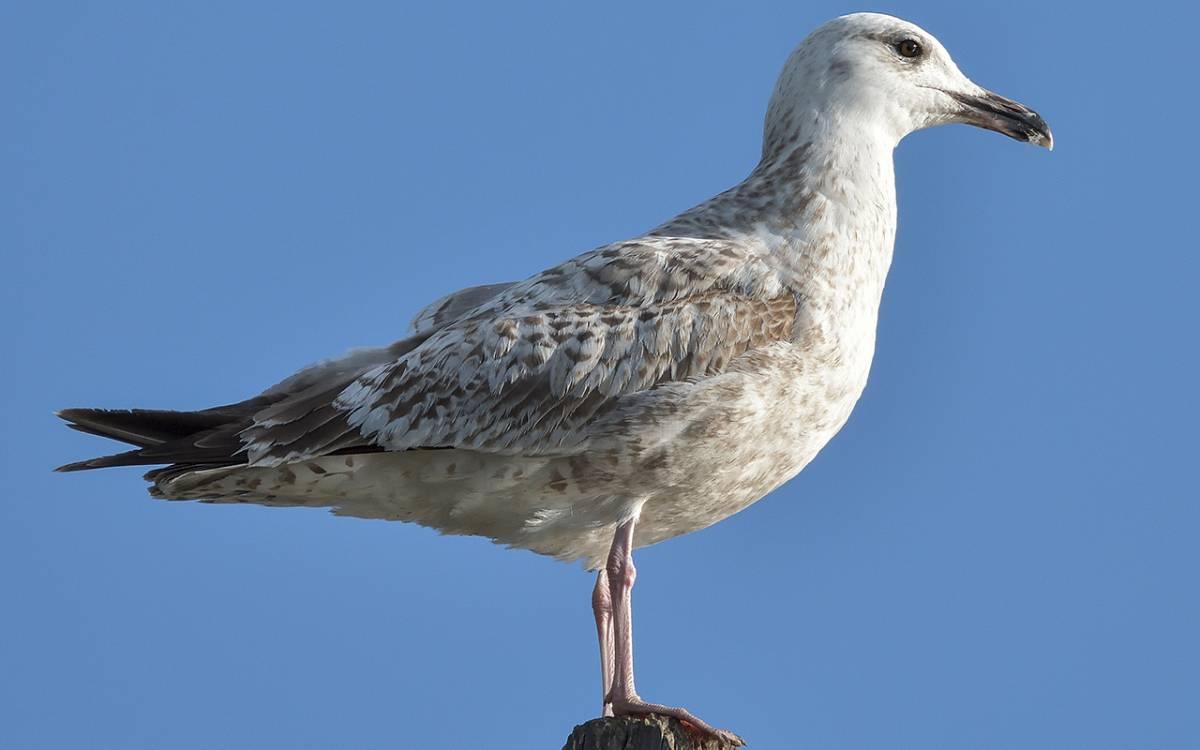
[240, 237, 796, 465]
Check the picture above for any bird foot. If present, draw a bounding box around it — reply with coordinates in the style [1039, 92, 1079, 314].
[610, 695, 745, 746]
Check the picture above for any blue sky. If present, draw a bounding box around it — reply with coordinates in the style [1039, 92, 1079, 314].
[4, 1, 1197, 748]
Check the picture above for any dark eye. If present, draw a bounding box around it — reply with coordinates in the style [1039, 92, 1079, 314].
[896, 39, 923, 59]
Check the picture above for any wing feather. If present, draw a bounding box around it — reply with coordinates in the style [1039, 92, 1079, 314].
[240, 238, 796, 465]
[409, 282, 517, 336]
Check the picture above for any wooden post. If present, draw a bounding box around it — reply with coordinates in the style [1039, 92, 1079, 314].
[562, 715, 743, 750]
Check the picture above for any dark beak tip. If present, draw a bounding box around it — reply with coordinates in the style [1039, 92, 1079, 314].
[1024, 111, 1054, 150]
[1029, 122, 1054, 151]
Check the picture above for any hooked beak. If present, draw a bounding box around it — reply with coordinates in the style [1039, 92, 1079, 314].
[943, 88, 1054, 150]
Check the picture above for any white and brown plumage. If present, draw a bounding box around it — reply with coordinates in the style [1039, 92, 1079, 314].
[57, 13, 1051, 743]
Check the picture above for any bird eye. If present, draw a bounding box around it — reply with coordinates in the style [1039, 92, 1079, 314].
[896, 39, 923, 59]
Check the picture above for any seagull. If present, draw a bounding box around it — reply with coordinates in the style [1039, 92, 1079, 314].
[57, 13, 1051, 745]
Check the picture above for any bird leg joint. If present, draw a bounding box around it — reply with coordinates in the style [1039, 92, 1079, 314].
[605, 554, 636, 591]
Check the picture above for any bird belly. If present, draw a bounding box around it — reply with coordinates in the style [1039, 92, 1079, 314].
[151, 449, 638, 566]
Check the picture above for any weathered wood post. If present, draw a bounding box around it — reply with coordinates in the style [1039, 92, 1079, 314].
[562, 715, 743, 750]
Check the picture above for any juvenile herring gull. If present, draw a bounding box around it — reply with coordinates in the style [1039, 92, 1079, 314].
[58, 13, 1051, 743]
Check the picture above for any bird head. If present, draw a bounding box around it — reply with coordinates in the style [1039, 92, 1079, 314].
[765, 13, 1052, 152]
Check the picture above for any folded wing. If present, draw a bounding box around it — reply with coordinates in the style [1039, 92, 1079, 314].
[241, 238, 795, 465]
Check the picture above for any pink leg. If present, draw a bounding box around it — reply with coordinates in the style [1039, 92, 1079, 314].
[591, 569, 615, 717]
[603, 516, 745, 746]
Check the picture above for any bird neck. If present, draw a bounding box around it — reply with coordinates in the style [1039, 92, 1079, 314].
[752, 130, 898, 288]
[651, 125, 899, 376]
[654, 126, 898, 293]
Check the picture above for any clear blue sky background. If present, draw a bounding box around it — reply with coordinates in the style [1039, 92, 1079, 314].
[4, 1, 1197, 748]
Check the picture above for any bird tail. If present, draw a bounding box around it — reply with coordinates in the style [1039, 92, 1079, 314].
[54, 407, 252, 472]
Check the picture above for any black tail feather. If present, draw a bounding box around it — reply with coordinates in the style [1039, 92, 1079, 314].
[55, 407, 252, 472]
[56, 408, 238, 447]
[55, 395, 378, 473]
[56, 448, 170, 473]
